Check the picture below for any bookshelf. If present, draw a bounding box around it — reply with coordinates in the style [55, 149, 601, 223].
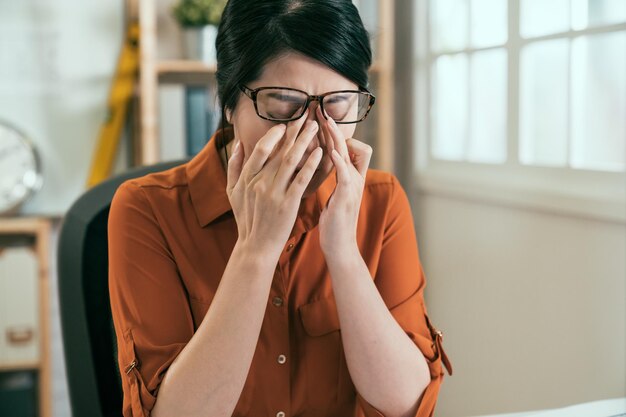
[136, 0, 395, 171]
[0, 216, 54, 417]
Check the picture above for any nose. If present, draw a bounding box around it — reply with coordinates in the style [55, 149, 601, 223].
[307, 101, 319, 118]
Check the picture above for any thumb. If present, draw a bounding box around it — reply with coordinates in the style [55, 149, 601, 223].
[226, 140, 243, 194]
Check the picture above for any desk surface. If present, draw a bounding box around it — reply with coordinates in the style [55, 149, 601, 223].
[467, 398, 626, 417]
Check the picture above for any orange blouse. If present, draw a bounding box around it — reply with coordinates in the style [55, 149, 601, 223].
[108, 129, 452, 417]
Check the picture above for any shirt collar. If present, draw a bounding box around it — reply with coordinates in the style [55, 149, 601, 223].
[186, 129, 336, 237]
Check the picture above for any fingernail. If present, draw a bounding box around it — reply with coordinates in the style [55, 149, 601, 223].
[307, 120, 318, 131]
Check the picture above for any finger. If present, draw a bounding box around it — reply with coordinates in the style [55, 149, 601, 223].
[316, 106, 331, 154]
[286, 146, 323, 199]
[274, 120, 320, 187]
[241, 124, 286, 180]
[319, 114, 336, 157]
[330, 149, 351, 187]
[315, 106, 328, 149]
[322, 124, 334, 155]
[286, 109, 310, 146]
[226, 140, 244, 194]
[327, 117, 350, 161]
[345, 138, 372, 178]
[266, 109, 310, 171]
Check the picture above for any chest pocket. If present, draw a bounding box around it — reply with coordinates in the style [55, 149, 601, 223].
[298, 296, 351, 411]
[299, 296, 341, 336]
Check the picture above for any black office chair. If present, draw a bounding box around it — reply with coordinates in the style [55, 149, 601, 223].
[57, 159, 190, 417]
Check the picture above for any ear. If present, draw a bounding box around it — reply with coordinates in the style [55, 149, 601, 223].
[225, 108, 233, 124]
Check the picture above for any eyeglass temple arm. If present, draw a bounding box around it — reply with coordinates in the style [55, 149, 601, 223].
[240, 85, 254, 98]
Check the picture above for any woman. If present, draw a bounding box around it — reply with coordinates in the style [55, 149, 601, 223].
[108, 1, 452, 416]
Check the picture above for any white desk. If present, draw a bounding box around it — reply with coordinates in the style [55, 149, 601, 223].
[467, 398, 626, 417]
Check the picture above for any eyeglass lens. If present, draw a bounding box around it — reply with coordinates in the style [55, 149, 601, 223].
[255, 89, 370, 123]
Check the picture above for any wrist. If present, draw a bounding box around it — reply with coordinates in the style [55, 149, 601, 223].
[232, 238, 280, 271]
[322, 241, 361, 268]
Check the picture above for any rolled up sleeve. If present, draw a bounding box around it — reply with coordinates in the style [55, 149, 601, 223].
[108, 181, 194, 417]
[356, 175, 452, 417]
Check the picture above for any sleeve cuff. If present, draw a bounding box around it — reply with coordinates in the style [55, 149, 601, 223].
[355, 371, 445, 417]
[414, 374, 444, 417]
[125, 367, 156, 417]
[119, 329, 158, 417]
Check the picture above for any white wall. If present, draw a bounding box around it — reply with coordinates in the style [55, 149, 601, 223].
[0, 1, 124, 216]
[414, 190, 626, 416]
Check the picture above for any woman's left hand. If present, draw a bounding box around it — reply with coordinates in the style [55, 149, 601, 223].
[316, 106, 373, 259]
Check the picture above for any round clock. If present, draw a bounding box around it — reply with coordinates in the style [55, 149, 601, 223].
[0, 121, 43, 216]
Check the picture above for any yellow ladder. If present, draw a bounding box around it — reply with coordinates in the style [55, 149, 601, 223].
[86, 21, 139, 187]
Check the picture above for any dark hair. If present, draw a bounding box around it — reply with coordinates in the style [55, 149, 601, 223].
[214, 0, 373, 155]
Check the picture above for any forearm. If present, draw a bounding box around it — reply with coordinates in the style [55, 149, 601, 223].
[151, 240, 276, 417]
[326, 247, 431, 417]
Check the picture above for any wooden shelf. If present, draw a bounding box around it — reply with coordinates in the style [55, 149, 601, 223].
[0, 216, 54, 233]
[157, 60, 217, 84]
[0, 360, 40, 372]
[156, 59, 382, 84]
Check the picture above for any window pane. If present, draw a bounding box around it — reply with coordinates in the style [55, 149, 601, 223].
[570, 32, 626, 171]
[520, 0, 570, 38]
[469, 49, 507, 163]
[519, 39, 569, 167]
[430, 0, 469, 52]
[571, 0, 626, 29]
[470, 0, 508, 48]
[431, 54, 468, 160]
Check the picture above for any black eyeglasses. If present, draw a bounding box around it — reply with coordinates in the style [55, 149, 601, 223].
[239, 85, 376, 124]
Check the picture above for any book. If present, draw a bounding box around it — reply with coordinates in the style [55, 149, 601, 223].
[184, 85, 221, 157]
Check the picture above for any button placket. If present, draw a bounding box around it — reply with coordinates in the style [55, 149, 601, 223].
[268, 265, 291, 417]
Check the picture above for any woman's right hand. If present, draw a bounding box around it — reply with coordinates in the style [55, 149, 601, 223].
[226, 111, 323, 257]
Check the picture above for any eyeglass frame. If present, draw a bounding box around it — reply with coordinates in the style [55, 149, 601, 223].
[239, 85, 376, 124]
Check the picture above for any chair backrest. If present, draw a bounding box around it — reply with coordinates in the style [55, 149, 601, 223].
[57, 159, 190, 417]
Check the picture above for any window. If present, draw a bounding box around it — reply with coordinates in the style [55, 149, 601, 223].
[413, 0, 626, 221]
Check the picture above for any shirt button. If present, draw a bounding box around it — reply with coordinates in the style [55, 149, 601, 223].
[276, 412, 286, 417]
[272, 297, 284, 307]
[286, 243, 294, 252]
[277, 354, 287, 364]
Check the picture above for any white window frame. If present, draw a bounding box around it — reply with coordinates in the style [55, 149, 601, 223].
[413, 0, 626, 223]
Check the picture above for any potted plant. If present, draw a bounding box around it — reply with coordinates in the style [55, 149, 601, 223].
[172, 0, 227, 64]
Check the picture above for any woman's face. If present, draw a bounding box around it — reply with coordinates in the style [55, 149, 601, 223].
[229, 52, 359, 198]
